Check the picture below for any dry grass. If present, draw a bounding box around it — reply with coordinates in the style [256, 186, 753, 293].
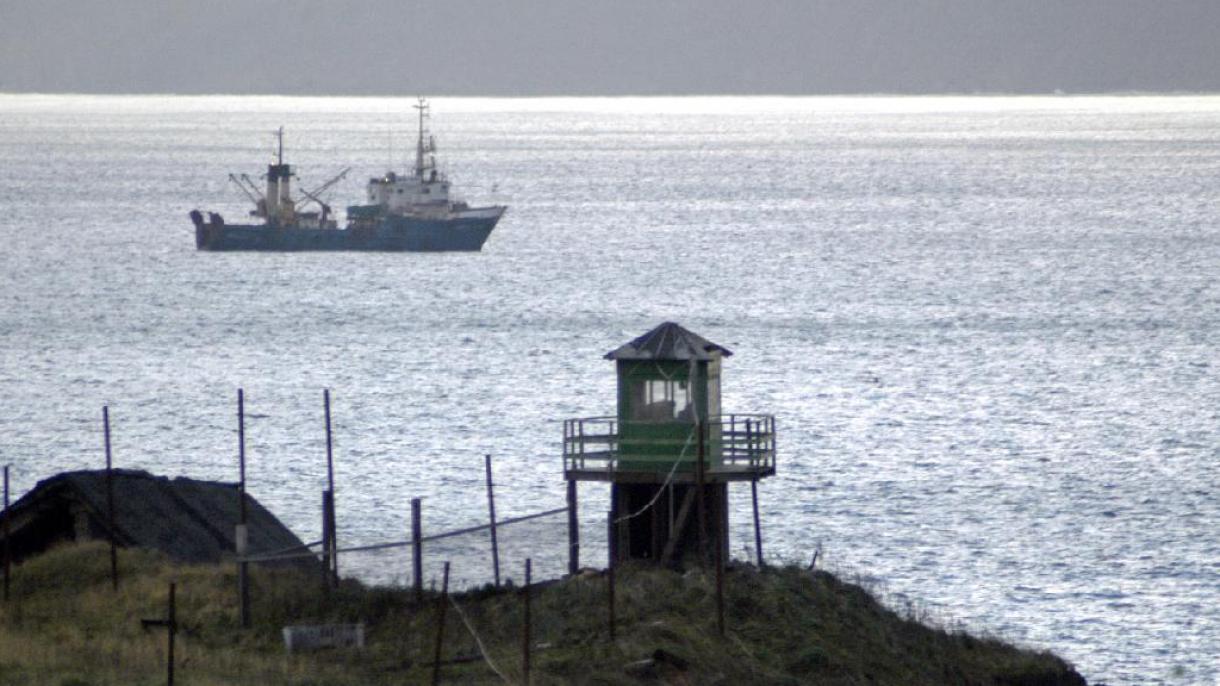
[0, 542, 1085, 685]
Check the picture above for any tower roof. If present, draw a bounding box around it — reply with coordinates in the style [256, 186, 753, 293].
[604, 322, 733, 361]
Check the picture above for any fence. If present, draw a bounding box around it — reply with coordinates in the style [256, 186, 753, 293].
[0, 388, 774, 683]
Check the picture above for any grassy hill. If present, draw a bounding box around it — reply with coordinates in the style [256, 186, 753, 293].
[0, 542, 1086, 685]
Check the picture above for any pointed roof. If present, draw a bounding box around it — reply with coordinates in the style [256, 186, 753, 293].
[604, 322, 733, 361]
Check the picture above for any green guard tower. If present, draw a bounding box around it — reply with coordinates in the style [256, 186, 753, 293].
[563, 322, 776, 568]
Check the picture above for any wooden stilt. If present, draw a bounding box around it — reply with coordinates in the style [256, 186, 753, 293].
[659, 486, 698, 567]
[566, 479, 579, 575]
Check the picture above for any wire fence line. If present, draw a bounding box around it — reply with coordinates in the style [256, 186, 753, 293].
[240, 507, 569, 564]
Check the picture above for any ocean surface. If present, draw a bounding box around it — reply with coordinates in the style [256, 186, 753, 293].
[0, 94, 1216, 684]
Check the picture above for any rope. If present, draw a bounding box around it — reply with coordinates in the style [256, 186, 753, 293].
[612, 430, 692, 524]
[612, 357, 700, 525]
[449, 594, 515, 685]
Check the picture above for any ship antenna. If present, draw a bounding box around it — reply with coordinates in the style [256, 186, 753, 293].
[413, 96, 427, 178]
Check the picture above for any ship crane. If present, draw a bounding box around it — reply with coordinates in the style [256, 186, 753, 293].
[228, 173, 267, 217]
[295, 167, 351, 223]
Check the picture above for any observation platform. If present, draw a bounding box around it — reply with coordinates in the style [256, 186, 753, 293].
[563, 413, 776, 483]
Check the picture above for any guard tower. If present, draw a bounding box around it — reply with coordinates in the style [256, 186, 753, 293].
[564, 323, 776, 567]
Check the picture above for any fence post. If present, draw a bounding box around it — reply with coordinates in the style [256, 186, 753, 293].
[2, 464, 10, 602]
[522, 558, 532, 684]
[566, 479, 579, 575]
[412, 498, 423, 605]
[103, 406, 119, 591]
[237, 389, 250, 629]
[484, 454, 501, 588]
[323, 389, 338, 585]
[167, 581, 177, 686]
[321, 490, 334, 593]
[430, 561, 450, 686]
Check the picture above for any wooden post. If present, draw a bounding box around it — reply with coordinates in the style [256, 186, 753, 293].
[484, 454, 500, 587]
[714, 500, 725, 636]
[751, 477, 764, 568]
[140, 581, 178, 685]
[695, 419, 707, 562]
[321, 490, 334, 593]
[411, 498, 423, 605]
[167, 581, 177, 686]
[566, 479, 579, 575]
[2, 464, 10, 602]
[103, 406, 118, 591]
[659, 487, 697, 567]
[237, 389, 250, 629]
[522, 558, 532, 684]
[607, 510, 616, 641]
[323, 389, 338, 584]
[430, 561, 450, 686]
[606, 505, 616, 568]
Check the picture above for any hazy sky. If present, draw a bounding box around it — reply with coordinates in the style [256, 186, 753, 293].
[2, 1, 1217, 95]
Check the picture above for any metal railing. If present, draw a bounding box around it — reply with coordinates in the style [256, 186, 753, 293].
[563, 413, 776, 477]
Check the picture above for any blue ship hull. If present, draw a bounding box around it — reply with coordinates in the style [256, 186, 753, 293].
[193, 214, 500, 252]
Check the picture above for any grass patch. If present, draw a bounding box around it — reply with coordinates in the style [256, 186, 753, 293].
[0, 543, 1086, 685]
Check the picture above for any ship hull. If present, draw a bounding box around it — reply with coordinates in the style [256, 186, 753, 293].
[194, 211, 503, 252]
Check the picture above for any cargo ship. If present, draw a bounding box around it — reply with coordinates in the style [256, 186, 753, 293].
[190, 98, 506, 252]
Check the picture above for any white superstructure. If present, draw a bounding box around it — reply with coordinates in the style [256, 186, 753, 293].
[362, 98, 505, 222]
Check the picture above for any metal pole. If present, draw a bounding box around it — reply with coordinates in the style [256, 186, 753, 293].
[484, 454, 500, 587]
[237, 389, 250, 629]
[566, 479, 579, 575]
[751, 477, 764, 568]
[412, 498, 423, 605]
[103, 406, 118, 591]
[522, 558, 532, 684]
[238, 390, 247, 523]
[321, 490, 334, 593]
[324, 389, 338, 584]
[3, 464, 10, 602]
[430, 561, 450, 686]
[167, 581, 177, 686]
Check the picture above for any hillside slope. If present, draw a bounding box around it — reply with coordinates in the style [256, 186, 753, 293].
[0, 543, 1086, 685]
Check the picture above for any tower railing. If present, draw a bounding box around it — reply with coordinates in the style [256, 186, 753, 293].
[563, 414, 776, 480]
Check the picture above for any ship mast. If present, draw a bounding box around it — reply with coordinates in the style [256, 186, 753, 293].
[265, 126, 293, 225]
[413, 96, 436, 179]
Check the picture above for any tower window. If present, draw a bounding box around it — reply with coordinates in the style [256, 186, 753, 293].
[629, 378, 692, 422]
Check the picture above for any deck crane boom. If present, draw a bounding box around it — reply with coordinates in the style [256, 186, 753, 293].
[300, 167, 351, 203]
[295, 167, 351, 224]
[228, 173, 262, 206]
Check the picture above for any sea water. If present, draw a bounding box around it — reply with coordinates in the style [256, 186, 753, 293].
[0, 94, 1216, 684]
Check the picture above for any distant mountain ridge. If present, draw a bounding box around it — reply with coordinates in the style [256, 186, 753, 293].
[2, 1, 1218, 95]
